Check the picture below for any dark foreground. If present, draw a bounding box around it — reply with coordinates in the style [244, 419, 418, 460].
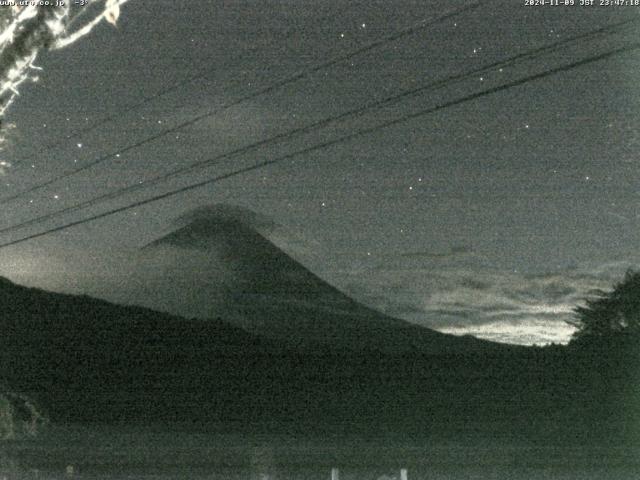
[2, 422, 640, 480]
[1, 278, 638, 478]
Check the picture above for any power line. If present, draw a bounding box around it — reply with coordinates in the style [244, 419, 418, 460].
[10, 9, 351, 170]
[0, 42, 636, 250]
[0, 18, 634, 237]
[24, 70, 207, 157]
[0, 0, 484, 205]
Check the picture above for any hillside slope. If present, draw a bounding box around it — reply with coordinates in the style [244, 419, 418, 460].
[141, 205, 502, 354]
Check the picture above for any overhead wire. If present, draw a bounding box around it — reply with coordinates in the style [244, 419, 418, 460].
[8, 6, 353, 169]
[0, 0, 484, 204]
[0, 41, 636, 249]
[0, 16, 635, 237]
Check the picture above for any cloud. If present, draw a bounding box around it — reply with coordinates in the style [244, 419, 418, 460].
[399, 244, 474, 259]
[439, 319, 577, 346]
[321, 254, 640, 346]
[4, 212, 639, 348]
[172, 204, 277, 232]
[169, 203, 322, 261]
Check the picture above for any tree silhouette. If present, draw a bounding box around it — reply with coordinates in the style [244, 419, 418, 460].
[569, 269, 640, 346]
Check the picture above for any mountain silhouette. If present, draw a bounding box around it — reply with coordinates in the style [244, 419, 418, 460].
[0, 275, 500, 426]
[0, 275, 302, 423]
[141, 205, 501, 354]
[0, 276, 635, 441]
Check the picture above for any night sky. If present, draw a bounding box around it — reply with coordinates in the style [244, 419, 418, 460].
[0, 0, 639, 345]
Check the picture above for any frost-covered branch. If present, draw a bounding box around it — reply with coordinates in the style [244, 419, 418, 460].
[0, 0, 129, 171]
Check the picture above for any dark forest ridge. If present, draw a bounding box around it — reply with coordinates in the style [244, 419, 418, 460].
[0, 274, 491, 426]
[0, 274, 637, 443]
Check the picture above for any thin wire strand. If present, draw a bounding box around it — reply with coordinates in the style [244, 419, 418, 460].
[0, 1, 485, 204]
[10, 8, 350, 170]
[0, 17, 633, 236]
[0, 42, 635, 250]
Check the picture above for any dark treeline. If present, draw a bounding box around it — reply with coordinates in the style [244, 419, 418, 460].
[0, 276, 638, 444]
